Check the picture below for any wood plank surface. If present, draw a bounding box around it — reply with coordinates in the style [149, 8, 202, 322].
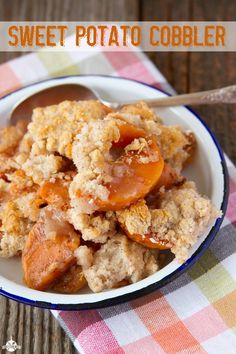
[0, 1, 235, 353]
[189, 0, 236, 162]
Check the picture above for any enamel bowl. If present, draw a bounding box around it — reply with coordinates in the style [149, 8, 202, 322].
[0, 75, 228, 309]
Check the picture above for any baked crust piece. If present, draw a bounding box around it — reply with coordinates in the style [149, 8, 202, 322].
[76, 234, 158, 292]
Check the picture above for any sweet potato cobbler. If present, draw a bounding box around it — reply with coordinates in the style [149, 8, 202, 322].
[0, 100, 221, 293]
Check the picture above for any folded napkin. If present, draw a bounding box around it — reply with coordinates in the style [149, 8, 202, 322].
[0, 41, 236, 354]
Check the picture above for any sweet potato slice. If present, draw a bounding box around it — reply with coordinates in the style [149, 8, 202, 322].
[123, 228, 172, 250]
[22, 209, 80, 291]
[39, 180, 69, 209]
[52, 265, 86, 294]
[79, 124, 164, 211]
[38, 171, 75, 210]
[112, 124, 146, 148]
[97, 141, 163, 211]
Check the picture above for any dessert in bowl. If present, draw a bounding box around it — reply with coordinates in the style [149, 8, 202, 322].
[0, 76, 227, 309]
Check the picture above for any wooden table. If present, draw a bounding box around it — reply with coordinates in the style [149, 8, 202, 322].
[0, 1, 235, 353]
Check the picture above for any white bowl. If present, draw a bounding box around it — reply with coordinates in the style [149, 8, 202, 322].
[0, 75, 228, 309]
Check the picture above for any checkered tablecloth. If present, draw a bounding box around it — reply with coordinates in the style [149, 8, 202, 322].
[0, 42, 236, 354]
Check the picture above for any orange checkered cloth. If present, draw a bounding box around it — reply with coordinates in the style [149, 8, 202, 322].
[0, 48, 236, 354]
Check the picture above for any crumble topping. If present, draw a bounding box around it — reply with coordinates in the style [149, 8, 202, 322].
[124, 137, 149, 154]
[117, 199, 151, 236]
[0, 233, 27, 258]
[22, 154, 64, 184]
[0, 120, 27, 155]
[75, 245, 94, 270]
[68, 210, 116, 243]
[15, 192, 43, 222]
[152, 182, 221, 262]
[0, 201, 30, 236]
[158, 125, 190, 172]
[124, 137, 160, 165]
[7, 170, 34, 195]
[70, 118, 121, 203]
[0, 154, 20, 174]
[18, 132, 34, 154]
[121, 101, 160, 122]
[28, 100, 111, 158]
[109, 102, 162, 136]
[81, 234, 158, 292]
[0, 200, 34, 257]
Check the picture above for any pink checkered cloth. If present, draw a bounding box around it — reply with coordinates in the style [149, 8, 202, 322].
[0, 47, 236, 354]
